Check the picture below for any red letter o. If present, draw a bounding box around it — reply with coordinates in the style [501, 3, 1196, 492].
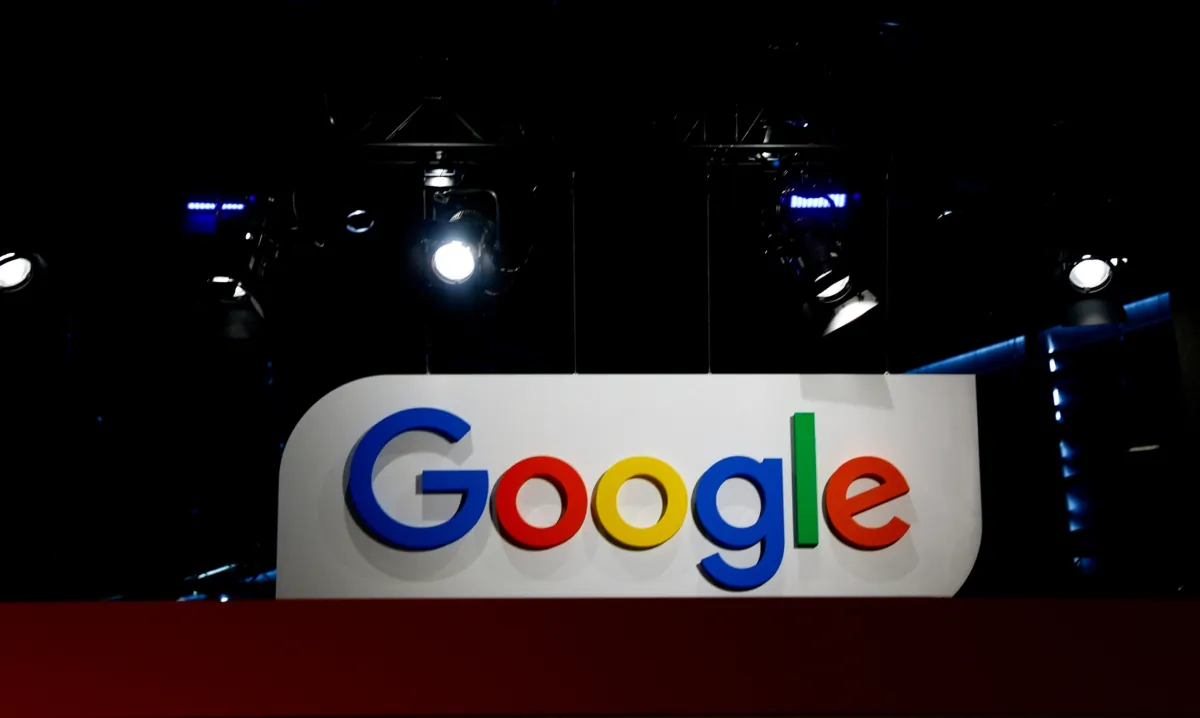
[494, 456, 588, 550]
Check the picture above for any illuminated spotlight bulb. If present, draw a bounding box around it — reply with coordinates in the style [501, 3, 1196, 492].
[1068, 257, 1113, 293]
[346, 209, 375, 234]
[424, 168, 458, 188]
[815, 274, 851, 303]
[823, 290, 879, 336]
[0, 252, 33, 290]
[431, 240, 476, 284]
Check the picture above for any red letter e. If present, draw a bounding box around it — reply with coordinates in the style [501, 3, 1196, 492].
[824, 456, 910, 550]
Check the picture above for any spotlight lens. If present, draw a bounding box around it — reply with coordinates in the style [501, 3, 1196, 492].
[1068, 258, 1113, 293]
[0, 254, 33, 289]
[824, 291, 879, 336]
[424, 169, 458, 188]
[816, 275, 851, 302]
[432, 240, 476, 283]
[346, 209, 375, 234]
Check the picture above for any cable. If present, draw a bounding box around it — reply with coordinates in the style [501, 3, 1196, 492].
[706, 171, 713, 374]
[571, 170, 578, 375]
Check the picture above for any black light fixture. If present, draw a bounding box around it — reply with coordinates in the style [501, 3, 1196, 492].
[1059, 251, 1128, 326]
[769, 225, 879, 336]
[424, 168, 459, 188]
[796, 234, 851, 303]
[199, 272, 266, 341]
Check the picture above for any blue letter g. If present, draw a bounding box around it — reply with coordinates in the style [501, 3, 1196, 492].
[346, 407, 488, 550]
[692, 456, 785, 591]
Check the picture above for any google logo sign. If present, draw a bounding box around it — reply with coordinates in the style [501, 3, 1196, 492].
[347, 407, 912, 592]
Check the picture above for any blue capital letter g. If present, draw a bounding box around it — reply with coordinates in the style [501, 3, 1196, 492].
[346, 407, 488, 550]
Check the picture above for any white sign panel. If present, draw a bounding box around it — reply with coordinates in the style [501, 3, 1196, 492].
[277, 374, 981, 598]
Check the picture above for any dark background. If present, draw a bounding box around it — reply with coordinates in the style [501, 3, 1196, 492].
[3, 2, 1194, 601]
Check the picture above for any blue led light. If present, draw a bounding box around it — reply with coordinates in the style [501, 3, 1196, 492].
[1053, 388, 1062, 406]
[1055, 410, 1063, 423]
[1066, 492, 1085, 515]
[1060, 440, 1074, 460]
[1062, 464, 1076, 478]
[908, 336, 1026, 374]
[1069, 519, 1083, 532]
[188, 201, 245, 211]
[788, 193, 847, 209]
[1074, 557, 1098, 575]
[1049, 358, 1059, 373]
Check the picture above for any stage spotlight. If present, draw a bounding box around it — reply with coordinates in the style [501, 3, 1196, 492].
[426, 209, 494, 286]
[0, 252, 34, 291]
[424, 168, 458, 188]
[1067, 255, 1113, 293]
[823, 289, 880, 336]
[208, 275, 247, 299]
[1060, 251, 1125, 325]
[814, 273, 851, 303]
[785, 230, 851, 302]
[201, 274, 265, 341]
[432, 240, 477, 283]
[346, 209, 375, 234]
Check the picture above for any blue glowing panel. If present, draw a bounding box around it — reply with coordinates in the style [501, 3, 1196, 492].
[187, 202, 217, 211]
[903, 293, 1170, 375]
[1123, 292, 1171, 327]
[908, 336, 1026, 375]
[221, 203, 245, 211]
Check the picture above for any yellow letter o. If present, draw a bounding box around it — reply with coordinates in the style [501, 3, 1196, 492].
[592, 457, 688, 549]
